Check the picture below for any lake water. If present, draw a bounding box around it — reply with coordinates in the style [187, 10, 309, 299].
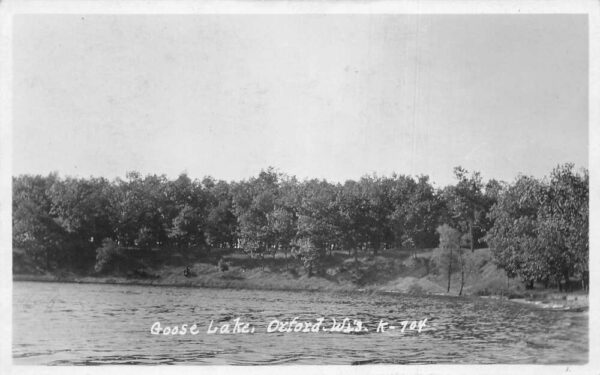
[13, 281, 588, 365]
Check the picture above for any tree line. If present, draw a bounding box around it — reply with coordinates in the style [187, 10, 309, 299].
[12, 164, 588, 290]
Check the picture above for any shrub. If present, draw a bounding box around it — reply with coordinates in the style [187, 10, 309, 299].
[94, 238, 122, 274]
[408, 283, 425, 295]
[218, 258, 229, 272]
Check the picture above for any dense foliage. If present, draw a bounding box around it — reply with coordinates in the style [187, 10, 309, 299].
[485, 164, 588, 290]
[12, 164, 588, 291]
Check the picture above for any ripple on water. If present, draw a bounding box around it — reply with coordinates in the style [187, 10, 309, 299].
[12, 281, 588, 365]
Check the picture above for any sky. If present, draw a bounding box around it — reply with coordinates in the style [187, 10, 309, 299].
[12, 14, 588, 187]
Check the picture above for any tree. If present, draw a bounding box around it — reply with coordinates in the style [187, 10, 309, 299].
[231, 168, 280, 264]
[486, 165, 588, 291]
[389, 174, 442, 251]
[168, 204, 206, 248]
[292, 237, 320, 276]
[357, 175, 393, 254]
[12, 164, 587, 291]
[337, 180, 371, 261]
[112, 172, 170, 248]
[293, 179, 340, 273]
[402, 175, 442, 249]
[204, 179, 237, 248]
[47, 177, 115, 247]
[444, 167, 486, 252]
[13, 174, 68, 271]
[486, 175, 544, 288]
[536, 164, 588, 290]
[434, 224, 461, 293]
[268, 207, 296, 264]
[94, 238, 123, 274]
[476, 179, 503, 248]
[401, 235, 416, 259]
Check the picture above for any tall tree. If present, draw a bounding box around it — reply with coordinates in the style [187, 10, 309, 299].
[13, 174, 66, 270]
[231, 168, 280, 263]
[204, 178, 238, 248]
[536, 164, 588, 290]
[435, 224, 461, 293]
[337, 180, 370, 261]
[486, 175, 544, 288]
[48, 176, 115, 247]
[293, 179, 340, 273]
[444, 167, 485, 252]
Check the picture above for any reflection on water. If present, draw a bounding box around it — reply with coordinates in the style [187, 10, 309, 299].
[13, 281, 588, 365]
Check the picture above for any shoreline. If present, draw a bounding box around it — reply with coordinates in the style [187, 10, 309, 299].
[13, 273, 588, 311]
[12, 273, 356, 293]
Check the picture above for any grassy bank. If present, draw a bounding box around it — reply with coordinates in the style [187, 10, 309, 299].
[13, 247, 588, 309]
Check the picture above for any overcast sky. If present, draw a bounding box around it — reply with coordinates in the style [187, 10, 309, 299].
[12, 14, 588, 186]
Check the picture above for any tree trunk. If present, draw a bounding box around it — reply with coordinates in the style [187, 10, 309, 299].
[469, 222, 474, 252]
[447, 248, 452, 293]
[526, 279, 534, 290]
[563, 269, 570, 292]
[458, 250, 465, 296]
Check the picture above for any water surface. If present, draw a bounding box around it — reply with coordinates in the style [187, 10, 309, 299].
[13, 281, 588, 365]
